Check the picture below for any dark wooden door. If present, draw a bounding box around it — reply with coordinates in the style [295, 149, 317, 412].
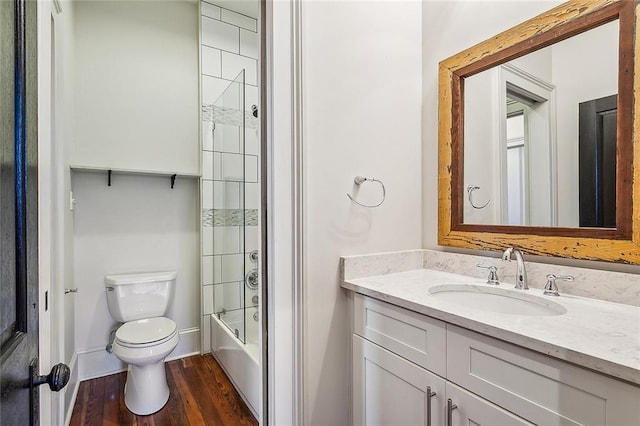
[578, 94, 617, 228]
[1, 0, 41, 424]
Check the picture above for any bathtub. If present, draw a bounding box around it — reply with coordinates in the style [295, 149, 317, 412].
[210, 308, 261, 420]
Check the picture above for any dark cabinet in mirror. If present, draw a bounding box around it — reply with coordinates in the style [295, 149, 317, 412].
[438, 0, 640, 264]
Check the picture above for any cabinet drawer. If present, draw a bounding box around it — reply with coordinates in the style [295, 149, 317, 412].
[447, 325, 640, 426]
[354, 294, 446, 376]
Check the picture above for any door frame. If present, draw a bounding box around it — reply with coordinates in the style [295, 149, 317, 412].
[264, 0, 305, 425]
[36, 0, 68, 424]
[32, 1, 308, 424]
[36, 0, 53, 422]
[497, 64, 558, 226]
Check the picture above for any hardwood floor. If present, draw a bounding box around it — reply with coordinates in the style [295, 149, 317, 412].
[69, 355, 258, 426]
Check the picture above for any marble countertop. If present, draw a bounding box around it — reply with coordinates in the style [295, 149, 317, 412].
[342, 268, 640, 385]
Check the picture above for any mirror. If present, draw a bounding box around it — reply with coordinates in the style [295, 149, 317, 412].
[463, 20, 618, 228]
[438, 0, 640, 264]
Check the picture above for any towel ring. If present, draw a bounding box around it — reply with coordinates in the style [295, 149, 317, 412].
[347, 176, 386, 208]
[467, 185, 490, 209]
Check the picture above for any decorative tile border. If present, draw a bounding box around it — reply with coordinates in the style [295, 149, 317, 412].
[202, 105, 258, 129]
[203, 209, 258, 227]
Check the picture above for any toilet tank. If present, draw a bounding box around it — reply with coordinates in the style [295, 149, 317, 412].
[105, 271, 177, 322]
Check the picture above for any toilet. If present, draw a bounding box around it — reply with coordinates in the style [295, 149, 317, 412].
[105, 271, 180, 415]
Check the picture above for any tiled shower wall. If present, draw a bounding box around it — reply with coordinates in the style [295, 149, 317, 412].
[200, 1, 260, 351]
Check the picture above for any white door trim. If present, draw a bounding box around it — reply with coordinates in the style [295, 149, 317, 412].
[37, 0, 55, 423]
[497, 64, 558, 226]
[38, 1, 69, 424]
[265, 0, 305, 424]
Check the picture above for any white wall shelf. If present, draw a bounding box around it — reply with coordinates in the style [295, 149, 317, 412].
[70, 165, 200, 188]
[71, 165, 200, 178]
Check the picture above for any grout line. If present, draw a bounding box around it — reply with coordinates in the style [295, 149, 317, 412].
[201, 72, 259, 88]
[206, 279, 243, 287]
[201, 44, 258, 62]
[202, 179, 260, 184]
[203, 147, 260, 155]
[206, 152, 259, 158]
[203, 251, 261, 259]
[201, 2, 258, 28]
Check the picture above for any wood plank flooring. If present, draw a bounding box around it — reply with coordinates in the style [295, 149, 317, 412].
[69, 355, 258, 426]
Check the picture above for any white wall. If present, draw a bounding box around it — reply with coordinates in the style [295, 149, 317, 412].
[68, 1, 202, 381]
[422, 1, 640, 276]
[463, 70, 500, 224]
[72, 172, 200, 380]
[72, 1, 199, 174]
[301, 1, 423, 424]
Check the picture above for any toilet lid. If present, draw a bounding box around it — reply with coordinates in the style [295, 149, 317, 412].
[116, 317, 177, 345]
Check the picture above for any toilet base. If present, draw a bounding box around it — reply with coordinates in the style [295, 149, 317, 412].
[124, 362, 170, 415]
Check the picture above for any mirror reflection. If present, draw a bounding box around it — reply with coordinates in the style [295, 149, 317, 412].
[463, 19, 619, 228]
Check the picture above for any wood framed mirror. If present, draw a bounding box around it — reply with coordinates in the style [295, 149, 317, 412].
[438, 0, 640, 264]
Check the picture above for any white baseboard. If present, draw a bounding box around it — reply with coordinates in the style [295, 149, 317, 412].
[168, 327, 201, 362]
[64, 352, 79, 426]
[77, 327, 200, 382]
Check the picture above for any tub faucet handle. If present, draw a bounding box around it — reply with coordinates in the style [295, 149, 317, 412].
[476, 264, 500, 285]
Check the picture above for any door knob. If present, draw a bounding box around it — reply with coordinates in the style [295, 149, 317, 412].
[30, 362, 70, 392]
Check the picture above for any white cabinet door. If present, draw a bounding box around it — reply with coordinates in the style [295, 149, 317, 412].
[446, 382, 533, 426]
[353, 335, 445, 426]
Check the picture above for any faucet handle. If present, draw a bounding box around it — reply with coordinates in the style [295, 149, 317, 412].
[543, 274, 575, 296]
[477, 264, 500, 285]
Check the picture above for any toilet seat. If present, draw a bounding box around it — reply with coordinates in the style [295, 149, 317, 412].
[116, 317, 178, 348]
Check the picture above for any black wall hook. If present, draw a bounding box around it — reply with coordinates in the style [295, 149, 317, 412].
[108, 169, 112, 186]
[170, 174, 176, 189]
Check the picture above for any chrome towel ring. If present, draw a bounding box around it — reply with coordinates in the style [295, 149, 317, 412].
[467, 185, 490, 209]
[347, 176, 386, 208]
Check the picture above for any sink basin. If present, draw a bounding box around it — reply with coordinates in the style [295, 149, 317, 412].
[429, 284, 566, 316]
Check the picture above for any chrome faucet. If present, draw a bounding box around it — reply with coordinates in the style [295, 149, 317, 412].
[501, 247, 528, 290]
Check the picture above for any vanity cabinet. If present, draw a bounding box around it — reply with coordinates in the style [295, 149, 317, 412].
[352, 336, 530, 426]
[352, 294, 640, 426]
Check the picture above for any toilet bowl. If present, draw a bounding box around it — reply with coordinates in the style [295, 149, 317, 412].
[112, 317, 179, 415]
[105, 271, 179, 416]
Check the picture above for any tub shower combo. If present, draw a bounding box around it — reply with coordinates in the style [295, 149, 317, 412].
[202, 70, 261, 418]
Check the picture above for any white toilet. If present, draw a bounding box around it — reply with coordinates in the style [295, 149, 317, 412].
[105, 271, 180, 415]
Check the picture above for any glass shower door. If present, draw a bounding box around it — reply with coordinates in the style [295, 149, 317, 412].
[203, 68, 260, 346]
[205, 70, 247, 342]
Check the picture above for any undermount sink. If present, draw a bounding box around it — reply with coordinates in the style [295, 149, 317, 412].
[429, 284, 567, 316]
